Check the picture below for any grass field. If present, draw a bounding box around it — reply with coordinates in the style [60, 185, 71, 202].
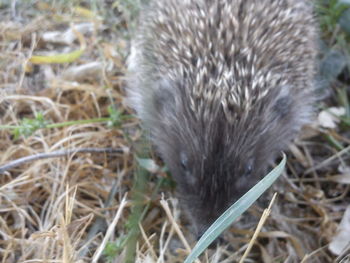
[1, 0, 350, 262]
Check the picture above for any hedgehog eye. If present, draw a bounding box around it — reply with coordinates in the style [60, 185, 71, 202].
[180, 152, 189, 171]
[244, 160, 254, 176]
[180, 152, 195, 184]
[274, 95, 291, 119]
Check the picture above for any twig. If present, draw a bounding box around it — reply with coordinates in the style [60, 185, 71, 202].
[239, 193, 278, 263]
[92, 194, 128, 263]
[301, 245, 329, 263]
[304, 145, 350, 175]
[78, 175, 122, 258]
[160, 198, 192, 254]
[0, 147, 124, 174]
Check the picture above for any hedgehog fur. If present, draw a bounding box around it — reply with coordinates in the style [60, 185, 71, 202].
[126, 0, 318, 235]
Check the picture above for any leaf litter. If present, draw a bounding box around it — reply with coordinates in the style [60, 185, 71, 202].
[0, 1, 350, 262]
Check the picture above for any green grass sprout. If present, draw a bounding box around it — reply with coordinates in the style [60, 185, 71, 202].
[184, 153, 287, 263]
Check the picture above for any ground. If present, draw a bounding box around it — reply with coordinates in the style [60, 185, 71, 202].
[0, 0, 350, 262]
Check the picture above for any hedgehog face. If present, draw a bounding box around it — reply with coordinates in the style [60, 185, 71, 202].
[174, 151, 260, 237]
[149, 79, 289, 235]
[155, 122, 266, 236]
[148, 76, 305, 235]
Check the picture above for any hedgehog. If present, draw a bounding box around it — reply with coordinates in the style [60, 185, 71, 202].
[126, 0, 318, 236]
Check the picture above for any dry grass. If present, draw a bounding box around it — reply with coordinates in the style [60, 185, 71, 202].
[1, 1, 350, 263]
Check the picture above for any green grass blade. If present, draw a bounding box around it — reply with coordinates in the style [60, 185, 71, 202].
[184, 153, 287, 263]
